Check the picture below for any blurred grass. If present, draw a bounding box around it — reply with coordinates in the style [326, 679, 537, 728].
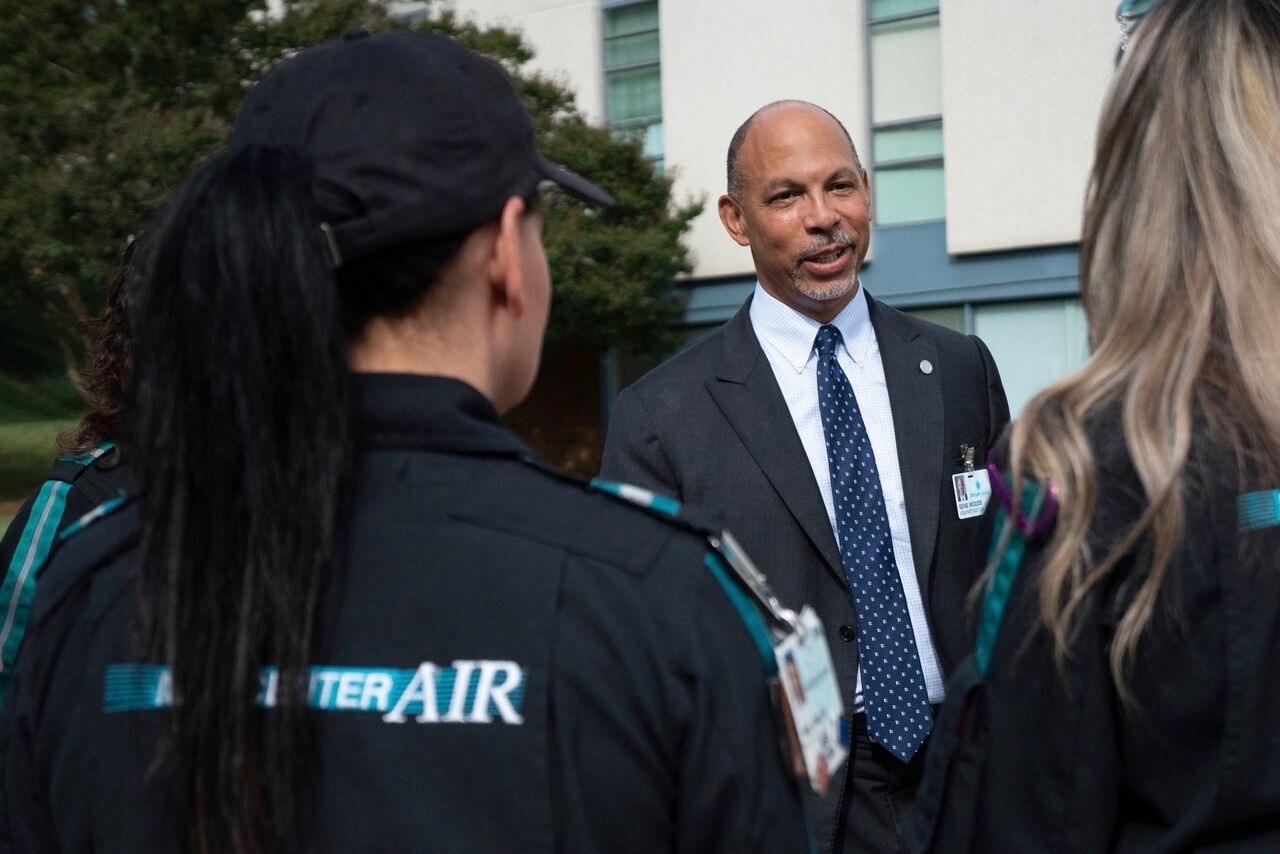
[0, 374, 84, 516]
[0, 374, 84, 423]
[0, 419, 81, 502]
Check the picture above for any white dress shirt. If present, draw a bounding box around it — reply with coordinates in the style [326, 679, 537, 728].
[749, 282, 944, 710]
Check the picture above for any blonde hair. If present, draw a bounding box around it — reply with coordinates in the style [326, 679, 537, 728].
[1005, 0, 1280, 693]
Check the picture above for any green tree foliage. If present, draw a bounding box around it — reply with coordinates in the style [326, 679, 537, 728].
[0, 0, 699, 379]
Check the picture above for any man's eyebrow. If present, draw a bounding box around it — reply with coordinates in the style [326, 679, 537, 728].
[759, 178, 801, 196]
[757, 169, 860, 197]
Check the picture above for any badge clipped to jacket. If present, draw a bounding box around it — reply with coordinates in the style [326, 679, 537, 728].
[953, 443, 992, 520]
[714, 532, 849, 795]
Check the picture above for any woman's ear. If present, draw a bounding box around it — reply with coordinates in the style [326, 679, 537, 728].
[487, 195, 530, 314]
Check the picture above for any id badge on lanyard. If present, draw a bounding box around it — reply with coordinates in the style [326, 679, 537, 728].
[953, 443, 992, 520]
[713, 532, 849, 794]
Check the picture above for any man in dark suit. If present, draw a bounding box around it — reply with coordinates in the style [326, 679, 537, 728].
[600, 101, 1009, 853]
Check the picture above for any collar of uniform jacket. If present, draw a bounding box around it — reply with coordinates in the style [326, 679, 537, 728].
[352, 373, 529, 458]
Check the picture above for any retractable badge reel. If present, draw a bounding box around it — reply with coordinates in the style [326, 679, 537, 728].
[711, 531, 849, 795]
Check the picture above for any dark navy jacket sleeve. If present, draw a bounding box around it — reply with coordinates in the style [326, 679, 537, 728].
[549, 528, 808, 853]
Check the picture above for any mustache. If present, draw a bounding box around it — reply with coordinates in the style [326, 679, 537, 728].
[792, 229, 857, 273]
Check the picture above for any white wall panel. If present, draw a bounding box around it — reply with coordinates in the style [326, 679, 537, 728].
[659, 0, 870, 278]
[442, 0, 605, 121]
[940, 0, 1115, 253]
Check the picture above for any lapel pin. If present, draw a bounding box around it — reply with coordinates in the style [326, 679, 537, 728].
[919, 359, 933, 375]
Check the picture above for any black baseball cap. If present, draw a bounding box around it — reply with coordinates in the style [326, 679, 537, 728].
[230, 29, 612, 266]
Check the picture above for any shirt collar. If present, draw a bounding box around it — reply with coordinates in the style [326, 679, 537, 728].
[749, 280, 875, 373]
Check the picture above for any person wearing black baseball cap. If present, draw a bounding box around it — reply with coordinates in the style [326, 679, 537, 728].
[0, 30, 809, 853]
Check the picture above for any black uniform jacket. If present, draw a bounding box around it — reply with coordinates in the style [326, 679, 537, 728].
[911, 423, 1280, 852]
[0, 374, 808, 853]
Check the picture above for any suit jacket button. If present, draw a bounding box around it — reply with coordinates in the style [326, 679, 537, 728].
[838, 624, 856, 642]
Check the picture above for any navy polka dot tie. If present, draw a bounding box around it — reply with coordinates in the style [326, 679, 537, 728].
[814, 324, 932, 762]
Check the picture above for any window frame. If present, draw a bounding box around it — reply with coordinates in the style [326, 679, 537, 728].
[868, 0, 939, 26]
[602, 0, 664, 170]
[867, 2, 945, 226]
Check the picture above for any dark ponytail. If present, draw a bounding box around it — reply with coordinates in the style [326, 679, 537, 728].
[130, 146, 349, 853]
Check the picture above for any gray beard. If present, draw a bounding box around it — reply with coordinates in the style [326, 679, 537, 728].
[794, 271, 857, 302]
[790, 228, 858, 302]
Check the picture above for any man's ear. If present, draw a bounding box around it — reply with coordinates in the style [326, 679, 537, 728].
[488, 195, 529, 315]
[718, 194, 751, 247]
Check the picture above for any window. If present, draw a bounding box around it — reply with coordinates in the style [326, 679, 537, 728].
[904, 304, 964, 332]
[604, 1, 663, 170]
[869, 1, 944, 225]
[902, 299, 1090, 416]
[974, 299, 1089, 416]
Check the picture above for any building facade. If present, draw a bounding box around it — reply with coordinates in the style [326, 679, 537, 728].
[435, 0, 1119, 417]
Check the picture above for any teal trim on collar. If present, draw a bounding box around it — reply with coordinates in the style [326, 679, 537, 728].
[588, 478, 682, 518]
[58, 441, 115, 466]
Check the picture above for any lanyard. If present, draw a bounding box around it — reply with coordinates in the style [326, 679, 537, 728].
[974, 466, 1056, 677]
[707, 530, 803, 640]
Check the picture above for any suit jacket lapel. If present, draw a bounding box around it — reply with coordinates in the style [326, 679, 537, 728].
[868, 294, 943, 595]
[706, 299, 844, 582]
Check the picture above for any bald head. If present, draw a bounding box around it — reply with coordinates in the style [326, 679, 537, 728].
[726, 100, 862, 198]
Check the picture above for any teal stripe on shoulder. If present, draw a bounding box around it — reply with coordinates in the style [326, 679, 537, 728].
[704, 554, 777, 675]
[58, 490, 129, 542]
[588, 478, 682, 518]
[1238, 489, 1280, 531]
[0, 479, 73, 701]
[58, 441, 116, 466]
